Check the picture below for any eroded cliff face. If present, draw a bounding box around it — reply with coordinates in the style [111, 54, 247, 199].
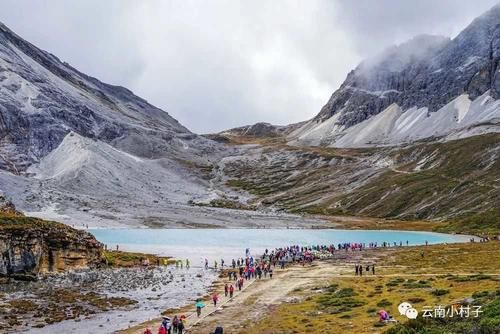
[0, 196, 102, 279]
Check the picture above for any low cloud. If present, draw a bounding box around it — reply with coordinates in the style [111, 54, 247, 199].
[1, 0, 497, 133]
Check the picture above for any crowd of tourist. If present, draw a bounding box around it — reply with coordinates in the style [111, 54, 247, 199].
[147, 239, 417, 333]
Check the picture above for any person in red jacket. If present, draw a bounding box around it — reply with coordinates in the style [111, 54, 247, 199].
[229, 284, 234, 298]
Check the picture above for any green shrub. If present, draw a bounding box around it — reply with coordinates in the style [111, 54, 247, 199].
[431, 289, 449, 296]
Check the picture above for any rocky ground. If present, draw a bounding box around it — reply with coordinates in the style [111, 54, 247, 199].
[0, 265, 216, 333]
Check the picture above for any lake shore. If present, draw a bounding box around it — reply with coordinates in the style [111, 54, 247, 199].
[0, 265, 217, 334]
[119, 241, 500, 334]
[89, 228, 474, 266]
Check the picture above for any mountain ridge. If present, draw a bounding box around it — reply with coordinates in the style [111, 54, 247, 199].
[316, 4, 500, 126]
[219, 5, 500, 148]
[0, 20, 220, 173]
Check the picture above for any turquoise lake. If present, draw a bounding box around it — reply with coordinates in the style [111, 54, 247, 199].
[90, 229, 472, 265]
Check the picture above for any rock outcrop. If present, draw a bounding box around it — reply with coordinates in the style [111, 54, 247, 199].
[0, 193, 18, 215]
[0, 201, 102, 280]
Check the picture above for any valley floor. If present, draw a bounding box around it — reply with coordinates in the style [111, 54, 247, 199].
[120, 241, 500, 334]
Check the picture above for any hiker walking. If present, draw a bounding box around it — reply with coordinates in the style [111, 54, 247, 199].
[177, 318, 185, 334]
[372, 264, 375, 275]
[212, 293, 219, 307]
[229, 284, 234, 298]
[195, 300, 205, 317]
[161, 317, 172, 334]
[224, 283, 229, 297]
[172, 316, 179, 334]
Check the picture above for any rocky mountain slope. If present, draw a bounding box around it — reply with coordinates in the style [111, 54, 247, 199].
[284, 5, 500, 147]
[212, 2, 500, 230]
[0, 20, 263, 228]
[214, 133, 500, 232]
[0, 22, 220, 174]
[1, 6, 499, 231]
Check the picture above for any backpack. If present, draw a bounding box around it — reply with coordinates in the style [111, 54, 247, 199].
[214, 327, 224, 334]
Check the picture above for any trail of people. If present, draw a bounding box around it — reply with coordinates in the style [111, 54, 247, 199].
[122, 238, 493, 334]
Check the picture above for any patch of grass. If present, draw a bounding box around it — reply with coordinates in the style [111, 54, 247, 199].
[335, 288, 357, 298]
[103, 250, 173, 267]
[385, 295, 500, 334]
[431, 289, 449, 296]
[190, 198, 254, 211]
[402, 281, 431, 289]
[8, 299, 38, 312]
[376, 299, 393, 307]
[242, 242, 500, 334]
[386, 278, 405, 286]
[436, 209, 500, 235]
[316, 287, 365, 314]
[407, 297, 426, 304]
[472, 291, 490, 299]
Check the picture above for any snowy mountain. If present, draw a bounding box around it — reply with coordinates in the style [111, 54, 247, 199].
[290, 4, 500, 147]
[0, 22, 219, 173]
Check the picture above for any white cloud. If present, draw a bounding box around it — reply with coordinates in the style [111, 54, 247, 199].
[0, 0, 497, 132]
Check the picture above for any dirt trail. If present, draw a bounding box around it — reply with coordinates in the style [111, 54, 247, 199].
[186, 264, 345, 334]
[186, 266, 500, 334]
[119, 263, 344, 334]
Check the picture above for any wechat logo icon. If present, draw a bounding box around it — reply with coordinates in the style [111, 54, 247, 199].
[399, 302, 418, 319]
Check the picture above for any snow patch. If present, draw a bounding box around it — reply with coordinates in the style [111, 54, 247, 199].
[289, 93, 499, 148]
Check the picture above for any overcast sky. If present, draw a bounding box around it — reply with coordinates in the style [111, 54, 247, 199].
[1, 1, 498, 133]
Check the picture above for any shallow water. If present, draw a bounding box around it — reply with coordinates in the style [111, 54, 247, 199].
[24, 267, 216, 334]
[90, 228, 472, 264]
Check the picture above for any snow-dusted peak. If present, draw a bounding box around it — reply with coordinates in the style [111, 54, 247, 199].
[304, 4, 500, 147]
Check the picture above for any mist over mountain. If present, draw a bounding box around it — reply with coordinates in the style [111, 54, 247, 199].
[285, 5, 500, 147]
[324, 5, 499, 122]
